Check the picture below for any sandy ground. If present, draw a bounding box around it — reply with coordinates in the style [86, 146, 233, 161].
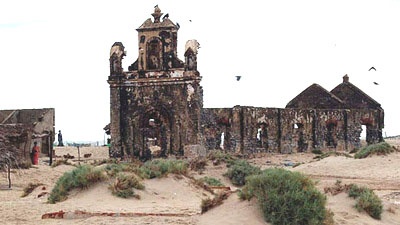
[1, 140, 400, 225]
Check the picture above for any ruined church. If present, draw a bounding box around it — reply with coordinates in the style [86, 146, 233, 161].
[107, 6, 384, 158]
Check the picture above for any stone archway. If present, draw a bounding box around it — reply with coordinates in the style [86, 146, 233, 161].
[256, 122, 269, 152]
[361, 117, 374, 145]
[325, 119, 338, 148]
[139, 109, 171, 159]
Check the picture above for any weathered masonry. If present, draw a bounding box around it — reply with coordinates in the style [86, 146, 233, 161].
[202, 75, 384, 154]
[108, 6, 202, 158]
[0, 108, 55, 163]
[108, 7, 384, 158]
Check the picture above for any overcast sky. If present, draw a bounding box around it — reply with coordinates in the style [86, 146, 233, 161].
[1, 0, 400, 143]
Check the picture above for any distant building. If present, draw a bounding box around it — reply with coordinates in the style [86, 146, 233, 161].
[0, 108, 55, 163]
[107, 7, 383, 158]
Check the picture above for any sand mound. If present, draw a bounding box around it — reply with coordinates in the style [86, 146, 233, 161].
[1, 143, 400, 224]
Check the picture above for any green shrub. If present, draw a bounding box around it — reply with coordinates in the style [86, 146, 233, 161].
[314, 151, 353, 160]
[207, 150, 236, 165]
[109, 173, 144, 198]
[355, 142, 394, 159]
[347, 184, 382, 219]
[199, 176, 224, 187]
[241, 168, 327, 225]
[348, 184, 369, 198]
[48, 165, 105, 203]
[138, 159, 188, 179]
[104, 163, 124, 177]
[104, 162, 141, 178]
[224, 160, 260, 186]
[311, 149, 323, 154]
[356, 190, 383, 219]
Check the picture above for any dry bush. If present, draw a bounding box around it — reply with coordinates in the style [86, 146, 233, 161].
[324, 180, 351, 195]
[21, 182, 44, 197]
[109, 173, 144, 199]
[51, 159, 72, 167]
[189, 157, 207, 172]
[201, 191, 231, 213]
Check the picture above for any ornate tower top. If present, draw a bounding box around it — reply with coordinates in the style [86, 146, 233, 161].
[152, 5, 163, 23]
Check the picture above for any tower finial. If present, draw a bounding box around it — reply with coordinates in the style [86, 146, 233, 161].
[152, 5, 163, 23]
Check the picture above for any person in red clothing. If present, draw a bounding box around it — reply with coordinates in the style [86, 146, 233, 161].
[31, 141, 40, 165]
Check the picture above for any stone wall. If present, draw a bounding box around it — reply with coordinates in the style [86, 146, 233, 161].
[108, 72, 202, 158]
[201, 107, 383, 154]
[0, 108, 55, 156]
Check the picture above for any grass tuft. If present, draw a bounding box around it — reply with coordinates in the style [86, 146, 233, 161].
[198, 176, 224, 187]
[138, 159, 188, 179]
[48, 165, 105, 204]
[240, 168, 328, 225]
[347, 184, 382, 219]
[109, 173, 144, 198]
[224, 160, 261, 186]
[207, 150, 237, 165]
[354, 142, 395, 159]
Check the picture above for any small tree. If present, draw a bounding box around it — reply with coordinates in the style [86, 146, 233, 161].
[0, 139, 20, 188]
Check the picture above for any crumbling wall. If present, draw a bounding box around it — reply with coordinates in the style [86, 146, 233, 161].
[201, 106, 383, 154]
[346, 108, 384, 148]
[109, 72, 202, 158]
[239, 107, 281, 153]
[0, 124, 33, 163]
[312, 110, 347, 151]
[201, 108, 234, 151]
[0, 108, 55, 155]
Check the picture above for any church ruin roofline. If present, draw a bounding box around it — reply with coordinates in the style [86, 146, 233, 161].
[331, 75, 382, 109]
[286, 83, 345, 109]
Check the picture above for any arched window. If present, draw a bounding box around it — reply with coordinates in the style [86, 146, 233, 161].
[147, 38, 162, 70]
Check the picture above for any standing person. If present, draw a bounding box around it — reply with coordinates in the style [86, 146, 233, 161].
[31, 142, 40, 165]
[58, 130, 64, 146]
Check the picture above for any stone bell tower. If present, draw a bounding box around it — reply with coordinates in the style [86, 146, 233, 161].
[108, 6, 202, 159]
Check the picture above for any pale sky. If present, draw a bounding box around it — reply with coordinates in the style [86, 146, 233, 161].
[1, 0, 400, 143]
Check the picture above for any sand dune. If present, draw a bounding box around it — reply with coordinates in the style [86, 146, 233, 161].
[1, 141, 400, 224]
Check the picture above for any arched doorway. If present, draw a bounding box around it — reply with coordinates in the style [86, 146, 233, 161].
[139, 109, 171, 159]
[294, 123, 307, 152]
[256, 122, 268, 152]
[326, 120, 337, 148]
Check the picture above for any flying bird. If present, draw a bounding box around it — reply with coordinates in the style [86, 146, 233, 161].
[236, 76, 241, 81]
[369, 67, 376, 71]
[189, 19, 192, 22]
[162, 13, 169, 19]
[373, 82, 379, 85]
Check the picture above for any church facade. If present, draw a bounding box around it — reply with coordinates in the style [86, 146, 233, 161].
[107, 6, 384, 158]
